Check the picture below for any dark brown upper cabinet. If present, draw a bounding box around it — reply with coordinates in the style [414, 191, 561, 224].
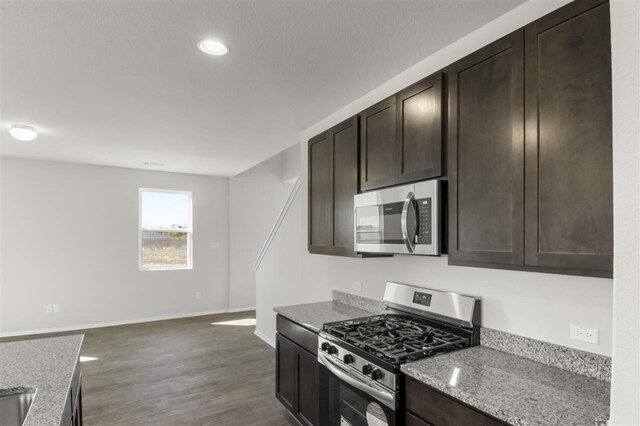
[448, 0, 612, 278]
[397, 74, 444, 183]
[448, 31, 525, 267]
[308, 116, 359, 256]
[524, 0, 612, 277]
[308, 130, 332, 253]
[359, 96, 397, 190]
[360, 73, 443, 191]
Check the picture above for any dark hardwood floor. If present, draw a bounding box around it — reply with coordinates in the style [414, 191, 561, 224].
[1, 311, 298, 426]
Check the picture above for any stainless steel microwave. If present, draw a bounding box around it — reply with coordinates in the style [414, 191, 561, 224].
[354, 180, 442, 255]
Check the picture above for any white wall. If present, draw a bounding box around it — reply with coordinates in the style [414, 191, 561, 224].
[0, 154, 3, 336]
[0, 158, 230, 334]
[609, 0, 640, 423]
[228, 144, 300, 310]
[254, 189, 310, 346]
[254, 0, 621, 358]
[326, 258, 612, 354]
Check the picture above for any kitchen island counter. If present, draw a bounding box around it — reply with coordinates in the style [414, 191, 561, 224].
[0, 335, 83, 426]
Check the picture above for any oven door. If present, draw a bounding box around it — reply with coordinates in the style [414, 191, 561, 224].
[318, 352, 399, 426]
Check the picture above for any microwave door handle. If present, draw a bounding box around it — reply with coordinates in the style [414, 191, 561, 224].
[401, 191, 415, 253]
[318, 352, 396, 409]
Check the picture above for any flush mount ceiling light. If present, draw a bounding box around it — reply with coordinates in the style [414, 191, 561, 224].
[9, 124, 38, 141]
[198, 39, 228, 56]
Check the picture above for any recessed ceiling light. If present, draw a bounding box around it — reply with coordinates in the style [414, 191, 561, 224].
[9, 124, 38, 141]
[143, 161, 167, 167]
[198, 39, 228, 56]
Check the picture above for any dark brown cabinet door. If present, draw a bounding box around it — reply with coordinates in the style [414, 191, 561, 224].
[331, 117, 359, 255]
[308, 131, 332, 253]
[63, 362, 83, 426]
[359, 96, 397, 191]
[275, 333, 297, 412]
[296, 348, 319, 426]
[360, 78, 444, 191]
[397, 73, 443, 184]
[405, 376, 508, 426]
[524, 0, 613, 277]
[308, 117, 359, 256]
[448, 30, 525, 267]
[406, 411, 433, 426]
[275, 316, 320, 426]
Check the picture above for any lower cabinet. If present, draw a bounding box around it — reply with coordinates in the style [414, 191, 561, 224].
[405, 376, 508, 426]
[406, 411, 433, 426]
[62, 360, 83, 426]
[275, 316, 319, 426]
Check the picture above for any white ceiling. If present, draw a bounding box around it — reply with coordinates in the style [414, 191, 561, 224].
[0, 0, 524, 177]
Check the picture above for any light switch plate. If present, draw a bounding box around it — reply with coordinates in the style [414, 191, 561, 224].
[352, 281, 362, 292]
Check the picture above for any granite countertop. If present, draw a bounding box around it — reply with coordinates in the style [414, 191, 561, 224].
[401, 345, 610, 426]
[274, 301, 376, 332]
[0, 335, 84, 426]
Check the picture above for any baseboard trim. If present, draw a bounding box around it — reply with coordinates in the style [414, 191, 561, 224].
[254, 329, 275, 348]
[226, 306, 256, 313]
[0, 308, 257, 338]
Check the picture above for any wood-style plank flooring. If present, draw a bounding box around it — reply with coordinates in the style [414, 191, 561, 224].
[1, 311, 297, 426]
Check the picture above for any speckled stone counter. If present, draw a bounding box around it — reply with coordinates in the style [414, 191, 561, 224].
[401, 346, 610, 426]
[0, 335, 84, 426]
[480, 328, 611, 382]
[332, 290, 386, 314]
[274, 301, 375, 332]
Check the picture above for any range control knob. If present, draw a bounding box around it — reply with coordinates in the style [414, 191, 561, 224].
[320, 342, 330, 352]
[362, 364, 373, 375]
[327, 345, 338, 355]
[371, 368, 383, 380]
[343, 354, 354, 364]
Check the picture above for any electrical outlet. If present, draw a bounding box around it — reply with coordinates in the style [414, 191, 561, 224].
[53, 304, 60, 313]
[570, 324, 599, 344]
[46, 304, 53, 313]
[352, 281, 362, 292]
[195, 292, 202, 300]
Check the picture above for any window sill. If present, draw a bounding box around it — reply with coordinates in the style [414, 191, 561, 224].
[139, 266, 193, 272]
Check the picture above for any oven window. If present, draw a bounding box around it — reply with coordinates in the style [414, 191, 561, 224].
[322, 367, 394, 426]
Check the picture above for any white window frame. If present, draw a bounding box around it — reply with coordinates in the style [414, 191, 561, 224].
[138, 188, 193, 271]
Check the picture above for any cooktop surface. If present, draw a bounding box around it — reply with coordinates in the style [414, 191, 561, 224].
[322, 313, 472, 365]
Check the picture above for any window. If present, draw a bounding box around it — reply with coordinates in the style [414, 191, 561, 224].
[139, 188, 192, 271]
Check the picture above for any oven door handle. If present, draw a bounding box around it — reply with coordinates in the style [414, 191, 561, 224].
[401, 191, 415, 253]
[318, 352, 396, 409]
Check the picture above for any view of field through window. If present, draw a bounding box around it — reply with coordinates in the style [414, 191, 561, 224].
[140, 190, 191, 270]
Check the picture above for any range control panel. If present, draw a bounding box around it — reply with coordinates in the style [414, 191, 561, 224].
[317, 335, 398, 392]
[412, 291, 433, 307]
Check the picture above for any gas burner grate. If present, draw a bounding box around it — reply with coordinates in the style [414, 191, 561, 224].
[322, 314, 470, 364]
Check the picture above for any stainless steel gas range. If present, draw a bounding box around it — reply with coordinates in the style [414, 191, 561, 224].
[317, 282, 480, 426]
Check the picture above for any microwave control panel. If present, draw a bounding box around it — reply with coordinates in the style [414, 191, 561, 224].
[416, 198, 432, 245]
